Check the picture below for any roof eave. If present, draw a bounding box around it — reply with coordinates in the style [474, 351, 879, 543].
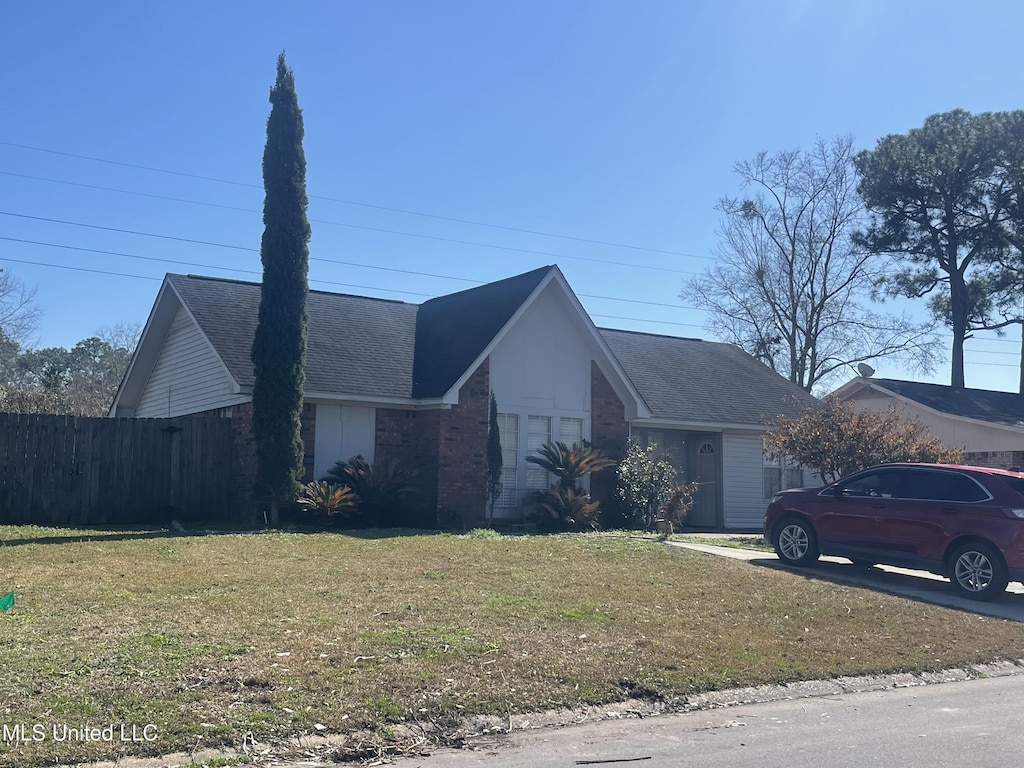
[631, 417, 772, 432]
[302, 391, 451, 409]
[834, 378, 1024, 434]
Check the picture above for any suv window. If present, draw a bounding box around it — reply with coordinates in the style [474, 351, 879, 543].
[897, 469, 988, 502]
[836, 470, 903, 498]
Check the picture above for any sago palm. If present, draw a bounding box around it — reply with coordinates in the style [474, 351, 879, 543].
[526, 441, 615, 491]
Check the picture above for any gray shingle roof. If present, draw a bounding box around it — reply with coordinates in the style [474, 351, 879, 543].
[168, 274, 418, 398]
[599, 328, 819, 425]
[868, 378, 1024, 428]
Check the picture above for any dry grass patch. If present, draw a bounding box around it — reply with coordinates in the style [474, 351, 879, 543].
[1, 527, 1023, 766]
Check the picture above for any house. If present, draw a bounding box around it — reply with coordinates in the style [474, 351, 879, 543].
[110, 265, 818, 529]
[833, 377, 1024, 469]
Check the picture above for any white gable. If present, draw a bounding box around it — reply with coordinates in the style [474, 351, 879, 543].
[135, 307, 248, 417]
[490, 281, 594, 415]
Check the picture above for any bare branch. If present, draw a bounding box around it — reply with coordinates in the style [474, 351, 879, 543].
[683, 137, 938, 393]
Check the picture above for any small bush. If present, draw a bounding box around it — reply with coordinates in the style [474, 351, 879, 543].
[466, 528, 503, 540]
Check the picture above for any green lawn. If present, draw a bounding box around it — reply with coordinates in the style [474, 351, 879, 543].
[1, 526, 1022, 767]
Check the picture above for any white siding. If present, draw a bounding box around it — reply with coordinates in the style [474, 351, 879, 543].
[313, 405, 376, 480]
[722, 431, 768, 530]
[136, 308, 246, 417]
[489, 285, 593, 415]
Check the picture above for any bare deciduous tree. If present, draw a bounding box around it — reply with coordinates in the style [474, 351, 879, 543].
[0, 269, 41, 348]
[683, 137, 937, 393]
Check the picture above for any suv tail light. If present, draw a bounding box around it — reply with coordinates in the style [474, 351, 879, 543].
[1002, 508, 1024, 519]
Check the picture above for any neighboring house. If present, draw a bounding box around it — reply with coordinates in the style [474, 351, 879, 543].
[111, 265, 818, 529]
[833, 377, 1024, 469]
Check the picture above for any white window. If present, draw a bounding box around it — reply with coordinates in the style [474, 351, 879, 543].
[496, 413, 519, 507]
[559, 417, 584, 447]
[526, 416, 552, 489]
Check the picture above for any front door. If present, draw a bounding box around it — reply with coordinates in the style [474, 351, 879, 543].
[687, 433, 721, 528]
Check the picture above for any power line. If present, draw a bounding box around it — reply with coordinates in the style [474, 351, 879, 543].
[0, 255, 163, 281]
[0, 139, 711, 260]
[0, 172, 699, 275]
[1, 241, 706, 313]
[0, 213, 707, 311]
[0, 211, 256, 252]
[0, 252, 435, 297]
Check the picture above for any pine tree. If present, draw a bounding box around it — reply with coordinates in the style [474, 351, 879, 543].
[250, 53, 311, 525]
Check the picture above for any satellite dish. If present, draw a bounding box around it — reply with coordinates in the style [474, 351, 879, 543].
[857, 363, 875, 378]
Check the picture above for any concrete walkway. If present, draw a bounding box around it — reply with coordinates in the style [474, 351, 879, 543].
[667, 538, 1024, 622]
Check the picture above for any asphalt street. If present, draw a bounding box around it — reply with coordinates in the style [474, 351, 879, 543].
[386, 672, 1024, 768]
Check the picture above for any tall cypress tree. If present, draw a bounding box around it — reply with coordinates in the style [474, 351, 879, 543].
[485, 391, 503, 526]
[251, 53, 311, 525]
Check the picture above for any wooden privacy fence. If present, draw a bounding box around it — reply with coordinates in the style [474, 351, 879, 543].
[0, 413, 233, 526]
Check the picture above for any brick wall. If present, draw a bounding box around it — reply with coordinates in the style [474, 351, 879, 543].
[964, 450, 1024, 470]
[590, 361, 630, 505]
[375, 407, 442, 520]
[375, 360, 491, 529]
[437, 360, 490, 529]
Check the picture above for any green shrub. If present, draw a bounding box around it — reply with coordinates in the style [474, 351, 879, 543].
[466, 528, 503, 540]
[616, 441, 677, 530]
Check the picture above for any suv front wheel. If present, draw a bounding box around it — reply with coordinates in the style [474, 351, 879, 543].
[773, 517, 820, 567]
[948, 541, 1008, 601]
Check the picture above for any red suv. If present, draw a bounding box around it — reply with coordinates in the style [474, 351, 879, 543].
[764, 463, 1024, 601]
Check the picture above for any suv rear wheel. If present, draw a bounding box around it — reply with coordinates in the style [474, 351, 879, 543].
[948, 541, 1008, 601]
[773, 517, 820, 567]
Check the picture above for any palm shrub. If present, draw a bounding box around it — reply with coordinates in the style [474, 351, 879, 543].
[533, 485, 602, 532]
[296, 481, 357, 518]
[526, 441, 615, 531]
[325, 455, 421, 528]
[525, 441, 616, 491]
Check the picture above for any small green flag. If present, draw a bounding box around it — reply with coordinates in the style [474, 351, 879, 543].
[0, 591, 14, 612]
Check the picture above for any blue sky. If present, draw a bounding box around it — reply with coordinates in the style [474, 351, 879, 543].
[4, 1, 1024, 392]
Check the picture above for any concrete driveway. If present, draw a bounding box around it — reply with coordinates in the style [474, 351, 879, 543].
[669, 539, 1024, 622]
